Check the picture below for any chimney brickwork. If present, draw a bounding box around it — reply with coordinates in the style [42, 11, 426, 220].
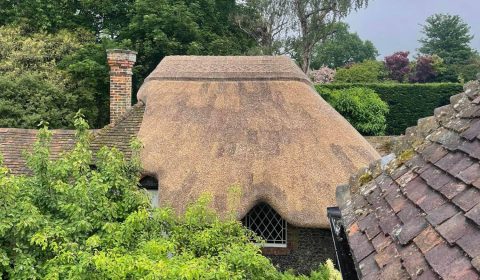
[107, 49, 137, 124]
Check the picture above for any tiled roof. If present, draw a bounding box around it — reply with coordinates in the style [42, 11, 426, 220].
[90, 102, 145, 158]
[0, 102, 145, 174]
[337, 80, 480, 280]
[0, 128, 76, 175]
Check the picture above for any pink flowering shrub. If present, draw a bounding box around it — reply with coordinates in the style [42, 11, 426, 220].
[309, 67, 336, 84]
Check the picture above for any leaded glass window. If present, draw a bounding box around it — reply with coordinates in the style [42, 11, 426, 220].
[242, 203, 287, 247]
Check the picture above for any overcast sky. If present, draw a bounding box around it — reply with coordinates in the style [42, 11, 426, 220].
[345, 0, 480, 58]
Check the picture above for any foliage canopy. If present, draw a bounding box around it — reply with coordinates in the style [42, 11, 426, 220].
[419, 14, 476, 65]
[0, 25, 110, 128]
[0, 115, 340, 279]
[334, 60, 385, 83]
[311, 23, 378, 69]
[320, 87, 389, 136]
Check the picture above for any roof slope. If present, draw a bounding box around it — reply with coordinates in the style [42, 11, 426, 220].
[0, 128, 76, 175]
[337, 81, 480, 279]
[91, 102, 145, 158]
[137, 56, 379, 228]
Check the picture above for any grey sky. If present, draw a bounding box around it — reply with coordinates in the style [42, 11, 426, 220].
[345, 0, 480, 58]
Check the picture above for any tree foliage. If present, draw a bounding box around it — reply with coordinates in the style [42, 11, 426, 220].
[320, 87, 389, 136]
[122, 0, 256, 93]
[384, 51, 410, 82]
[0, 25, 109, 128]
[236, 0, 369, 72]
[0, 1, 258, 128]
[409, 55, 445, 83]
[0, 0, 134, 37]
[311, 23, 378, 69]
[334, 60, 385, 83]
[235, 0, 291, 55]
[0, 115, 341, 279]
[419, 14, 476, 65]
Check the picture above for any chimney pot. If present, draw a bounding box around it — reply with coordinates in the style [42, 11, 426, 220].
[107, 49, 137, 124]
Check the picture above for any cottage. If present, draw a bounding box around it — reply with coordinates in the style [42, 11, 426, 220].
[0, 50, 380, 272]
[332, 80, 480, 279]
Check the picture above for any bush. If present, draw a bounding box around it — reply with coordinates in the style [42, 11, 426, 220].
[319, 87, 389, 136]
[0, 115, 340, 279]
[384, 51, 410, 82]
[334, 60, 385, 83]
[316, 83, 463, 135]
[309, 67, 336, 84]
[409, 55, 445, 83]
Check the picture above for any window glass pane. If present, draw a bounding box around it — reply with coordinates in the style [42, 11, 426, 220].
[147, 189, 159, 208]
[242, 203, 287, 247]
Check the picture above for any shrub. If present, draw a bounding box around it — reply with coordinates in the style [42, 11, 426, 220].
[0, 114, 340, 279]
[320, 87, 389, 136]
[384, 51, 410, 82]
[316, 83, 463, 135]
[334, 60, 385, 83]
[409, 55, 445, 83]
[309, 67, 336, 84]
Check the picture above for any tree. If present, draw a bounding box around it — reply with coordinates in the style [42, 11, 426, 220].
[384, 51, 410, 82]
[0, 0, 134, 38]
[123, 0, 256, 92]
[419, 14, 476, 65]
[235, 0, 291, 55]
[291, 0, 369, 73]
[0, 115, 341, 279]
[236, 0, 368, 72]
[311, 23, 378, 69]
[0, 25, 108, 128]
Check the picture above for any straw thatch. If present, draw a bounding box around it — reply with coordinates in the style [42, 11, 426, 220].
[137, 56, 379, 228]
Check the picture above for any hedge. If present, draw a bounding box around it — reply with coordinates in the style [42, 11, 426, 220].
[315, 83, 463, 135]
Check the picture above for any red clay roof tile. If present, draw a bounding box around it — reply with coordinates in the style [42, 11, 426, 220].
[337, 81, 480, 279]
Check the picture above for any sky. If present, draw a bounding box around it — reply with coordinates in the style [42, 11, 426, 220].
[345, 0, 480, 58]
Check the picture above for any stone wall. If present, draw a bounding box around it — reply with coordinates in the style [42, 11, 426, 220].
[264, 225, 336, 275]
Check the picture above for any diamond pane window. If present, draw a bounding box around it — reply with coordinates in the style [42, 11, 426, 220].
[242, 203, 287, 247]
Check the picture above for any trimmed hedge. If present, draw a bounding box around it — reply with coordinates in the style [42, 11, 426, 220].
[315, 83, 463, 135]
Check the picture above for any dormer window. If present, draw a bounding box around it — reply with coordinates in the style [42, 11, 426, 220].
[139, 176, 159, 207]
[242, 203, 287, 248]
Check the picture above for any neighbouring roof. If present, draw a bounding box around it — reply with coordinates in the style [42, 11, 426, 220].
[336, 80, 480, 279]
[136, 56, 380, 228]
[0, 128, 76, 175]
[91, 102, 145, 158]
[0, 103, 144, 175]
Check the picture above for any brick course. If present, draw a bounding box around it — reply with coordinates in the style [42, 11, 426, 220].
[107, 49, 137, 124]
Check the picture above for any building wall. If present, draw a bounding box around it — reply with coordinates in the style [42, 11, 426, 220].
[263, 224, 336, 275]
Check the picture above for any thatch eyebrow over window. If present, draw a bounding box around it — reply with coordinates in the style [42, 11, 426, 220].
[242, 203, 287, 248]
[139, 176, 159, 207]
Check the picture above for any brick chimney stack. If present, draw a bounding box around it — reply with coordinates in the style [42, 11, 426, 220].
[107, 49, 137, 124]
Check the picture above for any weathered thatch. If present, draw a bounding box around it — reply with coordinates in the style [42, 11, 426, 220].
[137, 56, 379, 228]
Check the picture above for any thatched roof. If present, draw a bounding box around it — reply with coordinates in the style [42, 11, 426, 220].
[336, 80, 480, 279]
[137, 56, 379, 228]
